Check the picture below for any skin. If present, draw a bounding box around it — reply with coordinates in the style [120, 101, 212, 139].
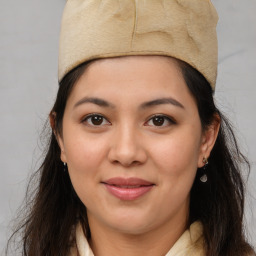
[56, 56, 219, 256]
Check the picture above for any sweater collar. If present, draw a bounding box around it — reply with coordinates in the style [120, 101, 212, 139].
[74, 221, 205, 256]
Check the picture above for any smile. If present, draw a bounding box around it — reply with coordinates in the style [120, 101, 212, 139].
[102, 177, 155, 201]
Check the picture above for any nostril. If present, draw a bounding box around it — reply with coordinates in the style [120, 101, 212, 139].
[111, 159, 141, 167]
[107, 140, 147, 166]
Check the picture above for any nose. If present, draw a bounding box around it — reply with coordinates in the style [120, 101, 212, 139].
[107, 124, 147, 167]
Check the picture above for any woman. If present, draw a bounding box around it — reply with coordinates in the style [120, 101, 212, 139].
[7, 0, 255, 255]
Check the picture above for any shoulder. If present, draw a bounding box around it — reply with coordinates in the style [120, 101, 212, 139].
[166, 221, 205, 256]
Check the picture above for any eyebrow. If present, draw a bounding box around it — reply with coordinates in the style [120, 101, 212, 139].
[74, 97, 115, 109]
[73, 96, 184, 110]
[140, 97, 184, 109]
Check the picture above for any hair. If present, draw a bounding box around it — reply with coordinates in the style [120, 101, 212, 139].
[6, 59, 255, 256]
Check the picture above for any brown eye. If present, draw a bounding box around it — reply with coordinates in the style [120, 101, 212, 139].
[83, 114, 110, 126]
[152, 116, 165, 126]
[146, 115, 175, 127]
[91, 115, 103, 125]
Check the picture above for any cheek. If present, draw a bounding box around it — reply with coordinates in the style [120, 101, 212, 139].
[62, 127, 109, 199]
[64, 135, 108, 207]
[148, 127, 202, 189]
[153, 137, 200, 173]
[64, 127, 107, 171]
[148, 130, 201, 215]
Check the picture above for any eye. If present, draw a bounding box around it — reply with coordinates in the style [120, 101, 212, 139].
[145, 115, 175, 127]
[82, 114, 111, 126]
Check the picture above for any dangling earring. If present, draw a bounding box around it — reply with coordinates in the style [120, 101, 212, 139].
[200, 157, 208, 183]
[63, 162, 68, 172]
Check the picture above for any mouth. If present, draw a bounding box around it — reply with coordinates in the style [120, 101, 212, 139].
[101, 177, 155, 201]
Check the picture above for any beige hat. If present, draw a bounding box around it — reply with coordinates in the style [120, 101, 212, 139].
[59, 0, 218, 89]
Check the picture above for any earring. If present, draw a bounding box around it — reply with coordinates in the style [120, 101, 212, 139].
[63, 162, 67, 172]
[202, 157, 208, 166]
[200, 157, 208, 183]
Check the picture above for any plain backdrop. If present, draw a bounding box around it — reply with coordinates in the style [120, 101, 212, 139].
[0, 0, 255, 254]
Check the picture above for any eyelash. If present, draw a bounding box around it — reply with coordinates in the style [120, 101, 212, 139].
[81, 113, 176, 127]
[82, 113, 111, 126]
[145, 114, 176, 127]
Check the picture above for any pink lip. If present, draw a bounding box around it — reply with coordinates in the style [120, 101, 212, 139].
[102, 177, 155, 201]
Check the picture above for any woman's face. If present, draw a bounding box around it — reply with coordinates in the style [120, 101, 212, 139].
[58, 56, 216, 235]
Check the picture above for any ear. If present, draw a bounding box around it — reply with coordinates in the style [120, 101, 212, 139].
[198, 114, 220, 168]
[49, 111, 67, 163]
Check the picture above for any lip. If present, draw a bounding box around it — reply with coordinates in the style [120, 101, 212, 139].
[102, 177, 155, 201]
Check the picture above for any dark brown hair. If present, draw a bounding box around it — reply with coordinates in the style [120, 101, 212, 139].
[7, 59, 255, 256]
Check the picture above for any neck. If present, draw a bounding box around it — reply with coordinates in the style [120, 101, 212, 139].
[88, 213, 188, 256]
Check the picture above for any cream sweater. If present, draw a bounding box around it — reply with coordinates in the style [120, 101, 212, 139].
[69, 222, 205, 256]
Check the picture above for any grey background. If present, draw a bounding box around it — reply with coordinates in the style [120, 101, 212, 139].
[0, 0, 255, 254]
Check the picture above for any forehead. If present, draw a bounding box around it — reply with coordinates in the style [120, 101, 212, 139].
[67, 56, 195, 109]
[83, 56, 182, 83]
